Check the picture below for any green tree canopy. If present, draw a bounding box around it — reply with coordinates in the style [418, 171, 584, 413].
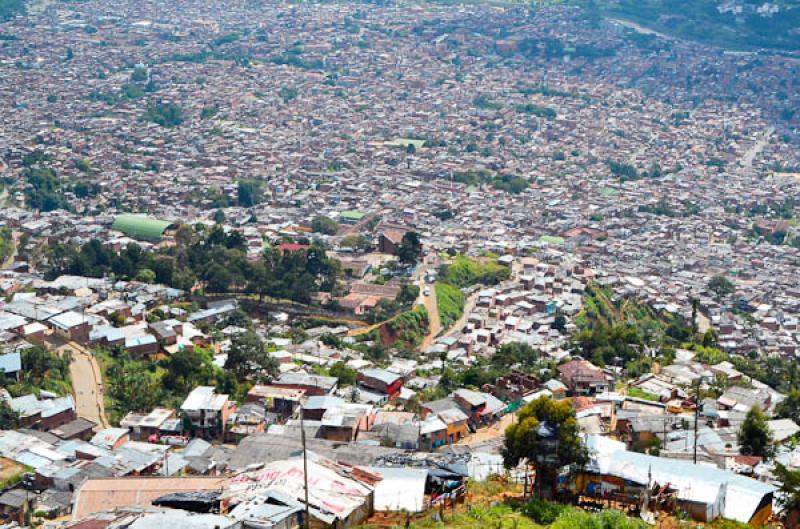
[504, 397, 588, 499]
[708, 274, 735, 300]
[237, 180, 263, 207]
[225, 330, 278, 382]
[397, 231, 422, 264]
[776, 389, 800, 424]
[773, 462, 800, 524]
[311, 215, 339, 235]
[738, 406, 773, 458]
[329, 361, 357, 387]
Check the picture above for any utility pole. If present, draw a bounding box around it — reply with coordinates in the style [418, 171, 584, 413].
[693, 377, 702, 464]
[301, 414, 310, 529]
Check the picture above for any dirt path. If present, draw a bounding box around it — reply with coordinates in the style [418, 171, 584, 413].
[697, 311, 711, 334]
[59, 341, 108, 429]
[457, 412, 514, 446]
[740, 127, 773, 170]
[420, 283, 441, 351]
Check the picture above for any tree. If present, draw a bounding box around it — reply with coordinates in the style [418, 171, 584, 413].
[551, 314, 567, 333]
[340, 234, 371, 252]
[237, 180, 263, 207]
[212, 210, 225, 224]
[311, 215, 339, 235]
[492, 342, 539, 370]
[738, 406, 773, 458]
[503, 397, 588, 499]
[0, 401, 20, 430]
[206, 264, 232, 293]
[131, 66, 148, 82]
[776, 389, 800, 424]
[329, 361, 357, 386]
[396, 231, 422, 264]
[225, 331, 278, 382]
[708, 274, 735, 301]
[162, 348, 215, 395]
[135, 268, 156, 283]
[773, 463, 800, 529]
[141, 101, 184, 128]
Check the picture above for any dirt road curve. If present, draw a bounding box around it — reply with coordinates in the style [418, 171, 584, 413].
[60, 341, 108, 429]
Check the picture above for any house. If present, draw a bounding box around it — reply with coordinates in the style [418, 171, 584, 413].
[90, 427, 130, 450]
[578, 435, 774, 526]
[8, 394, 76, 430]
[181, 387, 236, 439]
[357, 368, 403, 399]
[224, 452, 380, 528]
[557, 360, 610, 396]
[0, 351, 21, 381]
[226, 402, 270, 442]
[272, 373, 337, 397]
[247, 385, 306, 418]
[378, 229, 406, 254]
[120, 408, 177, 441]
[420, 398, 469, 444]
[48, 418, 96, 441]
[47, 311, 91, 343]
[419, 416, 448, 449]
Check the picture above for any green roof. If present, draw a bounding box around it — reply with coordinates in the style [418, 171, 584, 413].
[385, 138, 426, 149]
[339, 211, 366, 221]
[539, 235, 565, 246]
[112, 214, 173, 240]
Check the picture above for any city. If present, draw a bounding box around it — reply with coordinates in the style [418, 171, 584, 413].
[0, 0, 799, 527]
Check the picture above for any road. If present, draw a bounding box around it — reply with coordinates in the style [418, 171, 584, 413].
[608, 18, 674, 41]
[420, 282, 440, 351]
[741, 127, 773, 171]
[57, 340, 108, 429]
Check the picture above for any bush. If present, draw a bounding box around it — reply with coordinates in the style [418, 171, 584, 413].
[551, 508, 648, 529]
[519, 499, 571, 525]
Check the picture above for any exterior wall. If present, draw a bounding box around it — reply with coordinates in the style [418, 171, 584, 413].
[424, 428, 447, 448]
[446, 420, 467, 443]
[40, 409, 77, 431]
[321, 425, 358, 442]
[127, 341, 159, 357]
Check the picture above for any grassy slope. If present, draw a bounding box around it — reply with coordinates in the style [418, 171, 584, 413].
[436, 282, 465, 330]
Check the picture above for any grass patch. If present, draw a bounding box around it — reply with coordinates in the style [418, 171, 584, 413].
[386, 138, 426, 148]
[436, 282, 465, 330]
[443, 255, 510, 288]
[627, 386, 659, 401]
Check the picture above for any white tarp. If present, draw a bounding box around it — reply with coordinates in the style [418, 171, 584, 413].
[366, 467, 428, 512]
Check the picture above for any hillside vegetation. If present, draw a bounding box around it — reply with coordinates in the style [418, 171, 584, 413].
[379, 305, 429, 350]
[443, 255, 510, 288]
[573, 283, 693, 376]
[436, 282, 465, 329]
[598, 0, 800, 51]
